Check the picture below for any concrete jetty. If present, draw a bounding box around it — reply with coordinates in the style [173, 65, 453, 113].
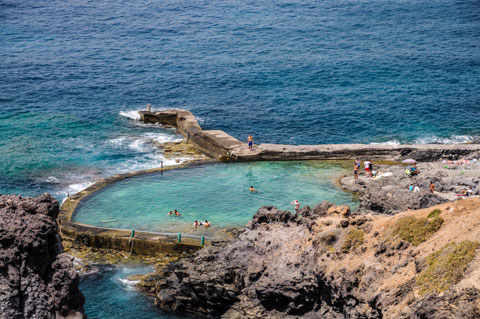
[139, 109, 480, 162]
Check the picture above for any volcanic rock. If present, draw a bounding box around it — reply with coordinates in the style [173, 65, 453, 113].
[0, 194, 85, 319]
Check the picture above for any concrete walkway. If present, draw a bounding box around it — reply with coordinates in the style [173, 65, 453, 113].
[139, 109, 480, 162]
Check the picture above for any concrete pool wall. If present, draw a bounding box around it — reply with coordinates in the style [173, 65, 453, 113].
[59, 161, 217, 256]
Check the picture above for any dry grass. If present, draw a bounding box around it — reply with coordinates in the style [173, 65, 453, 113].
[416, 241, 479, 295]
[392, 216, 443, 246]
[341, 228, 365, 253]
[427, 209, 442, 219]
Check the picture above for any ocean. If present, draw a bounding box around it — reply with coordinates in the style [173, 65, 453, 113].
[1, 0, 479, 317]
[1, 0, 480, 200]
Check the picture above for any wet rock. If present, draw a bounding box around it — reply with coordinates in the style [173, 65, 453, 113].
[0, 194, 85, 319]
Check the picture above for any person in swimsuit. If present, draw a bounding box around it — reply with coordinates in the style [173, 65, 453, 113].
[168, 211, 173, 216]
[193, 220, 199, 228]
[202, 220, 211, 227]
[174, 209, 181, 216]
[430, 182, 435, 193]
[291, 200, 300, 213]
[249, 186, 257, 192]
[247, 134, 254, 151]
[364, 159, 371, 177]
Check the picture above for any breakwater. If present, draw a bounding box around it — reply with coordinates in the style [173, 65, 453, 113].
[139, 109, 480, 162]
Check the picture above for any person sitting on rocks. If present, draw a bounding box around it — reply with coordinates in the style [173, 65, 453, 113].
[405, 168, 411, 177]
[430, 182, 435, 193]
[414, 185, 420, 192]
[409, 184, 414, 191]
[410, 164, 420, 176]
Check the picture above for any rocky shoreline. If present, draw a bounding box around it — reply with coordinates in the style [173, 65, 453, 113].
[340, 161, 480, 214]
[0, 194, 85, 319]
[133, 158, 480, 319]
[144, 199, 480, 319]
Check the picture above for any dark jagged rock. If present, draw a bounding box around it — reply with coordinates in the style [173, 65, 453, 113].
[153, 205, 379, 318]
[398, 288, 480, 319]
[359, 184, 448, 214]
[150, 201, 480, 319]
[0, 194, 85, 319]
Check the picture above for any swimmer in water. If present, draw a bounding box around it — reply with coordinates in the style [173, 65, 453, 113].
[174, 209, 181, 216]
[193, 220, 199, 228]
[168, 211, 173, 216]
[291, 199, 300, 213]
[249, 186, 257, 192]
[202, 220, 210, 227]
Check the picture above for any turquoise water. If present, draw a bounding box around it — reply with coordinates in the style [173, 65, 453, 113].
[2, 0, 479, 317]
[2, 0, 480, 201]
[80, 266, 203, 319]
[74, 161, 356, 234]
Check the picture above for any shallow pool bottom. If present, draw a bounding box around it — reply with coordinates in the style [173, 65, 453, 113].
[73, 161, 358, 236]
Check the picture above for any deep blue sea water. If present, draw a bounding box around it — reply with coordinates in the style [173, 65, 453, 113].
[1, 0, 480, 200]
[1, 1, 480, 317]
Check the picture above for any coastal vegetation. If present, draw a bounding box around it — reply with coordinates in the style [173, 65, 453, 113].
[392, 215, 444, 246]
[341, 227, 365, 253]
[427, 208, 442, 218]
[416, 241, 479, 294]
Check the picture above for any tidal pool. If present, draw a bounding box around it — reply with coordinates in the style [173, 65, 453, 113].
[73, 161, 357, 236]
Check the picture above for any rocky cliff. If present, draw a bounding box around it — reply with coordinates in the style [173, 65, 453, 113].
[0, 194, 85, 319]
[149, 199, 480, 319]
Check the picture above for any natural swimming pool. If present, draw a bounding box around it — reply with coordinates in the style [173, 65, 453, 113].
[73, 161, 358, 236]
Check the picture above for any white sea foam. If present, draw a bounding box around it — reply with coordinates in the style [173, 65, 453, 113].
[119, 110, 141, 121]
[413, 135, 477, 144]
[369, 135, 479, 145]
[60, 181, 95, 204]
[106, 137, 127, 146]
[369, 140, 401, 146]
[141, 132, 183, 144]
[45, 176, 60, 184]
[117, 277, 140, 290]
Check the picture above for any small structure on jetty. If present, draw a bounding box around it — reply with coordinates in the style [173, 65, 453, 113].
[139, 109, 480, 162]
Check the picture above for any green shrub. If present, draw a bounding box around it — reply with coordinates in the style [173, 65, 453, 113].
[393, 216, 443, 246]
[427, 209, 442, 218]
[416, 241, 479, 295]
[341, 228, 365, 253]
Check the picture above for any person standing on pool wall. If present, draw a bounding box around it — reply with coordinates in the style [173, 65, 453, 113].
[247, 134, 254, 151]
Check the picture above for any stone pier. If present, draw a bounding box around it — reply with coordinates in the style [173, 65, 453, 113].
[139, 109, 480, 162]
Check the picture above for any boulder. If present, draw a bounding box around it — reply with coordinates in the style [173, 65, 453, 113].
[0, 194, 85, 319]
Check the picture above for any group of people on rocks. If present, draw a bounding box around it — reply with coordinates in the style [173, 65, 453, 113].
[409, 181, 435, 193]
[353, 158, 374, 181]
